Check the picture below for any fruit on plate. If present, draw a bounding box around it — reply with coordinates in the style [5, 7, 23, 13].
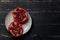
[8, 7, 29, 37]
[8, 21, 23, 37]
[12, 7, 28, 23]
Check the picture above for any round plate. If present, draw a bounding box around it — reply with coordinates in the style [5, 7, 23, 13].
[5, 11, 32, 35]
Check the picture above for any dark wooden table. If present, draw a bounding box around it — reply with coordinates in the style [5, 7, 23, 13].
[0, 0, 60, 40]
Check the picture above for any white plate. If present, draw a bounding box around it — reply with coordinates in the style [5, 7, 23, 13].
[5, 11, 32, 35]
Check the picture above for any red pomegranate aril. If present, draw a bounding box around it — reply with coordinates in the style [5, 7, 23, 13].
[16, 8, 20, 11]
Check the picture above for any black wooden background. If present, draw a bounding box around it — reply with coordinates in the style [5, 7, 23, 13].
[0, 0, 60, 40]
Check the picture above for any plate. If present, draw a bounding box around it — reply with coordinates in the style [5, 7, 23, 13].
[5, 10, 32, 35]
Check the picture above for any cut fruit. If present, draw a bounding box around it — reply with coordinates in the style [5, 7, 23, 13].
[12, 7, 28, 23]
[8, 21, 23, 37]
